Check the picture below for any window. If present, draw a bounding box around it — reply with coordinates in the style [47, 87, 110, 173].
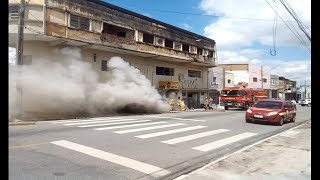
[208, 51, 214, 57]
[156, 66, 174, 76]
[165, 39, 173, 48]
[70, 14, 90, 30]
[188, 70, 201, 78]
[263, 78, 267, 83]
[101, 60, 108, 71]
[143, 33, 154, 44]
[271, 79, 277, 85]
[182, 44, 189, 52]
[9, 5, 19, 20]
[197, 48, 203, 55]
[102, 23, 134, 38]
[253, 77, 258, 82]
[227, 79, 231, 84]
[213, 77, 217, 82]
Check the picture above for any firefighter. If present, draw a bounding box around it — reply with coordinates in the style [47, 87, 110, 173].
[177, 97, 186, 111]
[169, 99, 175, 111]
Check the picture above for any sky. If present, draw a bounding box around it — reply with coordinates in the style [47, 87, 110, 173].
[104, 0, 311, 86]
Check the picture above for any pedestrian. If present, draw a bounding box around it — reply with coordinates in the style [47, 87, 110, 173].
[209, 97, 213, 110]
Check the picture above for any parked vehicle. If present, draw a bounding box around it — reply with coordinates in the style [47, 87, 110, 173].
[245, 100, 296, 126]
[300, 99, 311, 106]
[220, 87, 268, 110]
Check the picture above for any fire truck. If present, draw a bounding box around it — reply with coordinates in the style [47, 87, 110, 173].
[220, 87, 268, 110]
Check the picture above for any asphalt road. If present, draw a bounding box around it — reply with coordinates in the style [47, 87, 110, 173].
[9, 105, 311, 180]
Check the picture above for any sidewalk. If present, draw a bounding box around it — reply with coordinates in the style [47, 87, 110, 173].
[176, 121, 311, 180]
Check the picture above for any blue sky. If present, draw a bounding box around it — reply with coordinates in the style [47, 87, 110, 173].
[104, 0, 311, 85]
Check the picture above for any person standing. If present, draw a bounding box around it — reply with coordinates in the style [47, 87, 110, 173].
[204, 97, 209, 110]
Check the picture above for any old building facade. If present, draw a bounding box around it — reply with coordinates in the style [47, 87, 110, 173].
[218, 64, 271, 90]
[9, 0, 217, 116]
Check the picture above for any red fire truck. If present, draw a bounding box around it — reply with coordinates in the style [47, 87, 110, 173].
[220, 87, 268, 110]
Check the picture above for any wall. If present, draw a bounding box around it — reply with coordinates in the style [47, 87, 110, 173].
[224, 72, 235, 87]
[208, 66, 224, 91]
[248, 65, 270, 89]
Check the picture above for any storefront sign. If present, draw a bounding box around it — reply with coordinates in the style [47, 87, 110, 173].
[159, 81, 179, 89]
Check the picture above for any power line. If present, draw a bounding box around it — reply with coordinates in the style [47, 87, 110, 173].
[264, 0, 311, 53]
[279, 0, 311, 41]
[128, 7, 299, 23]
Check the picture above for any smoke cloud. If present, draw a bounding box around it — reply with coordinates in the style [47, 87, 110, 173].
[9, 47, 170, 119]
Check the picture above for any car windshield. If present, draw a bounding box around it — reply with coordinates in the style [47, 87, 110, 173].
[227, 90, 240, 96]
[254, 101, 282, 109]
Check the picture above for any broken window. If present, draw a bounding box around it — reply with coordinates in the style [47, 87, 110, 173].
[197, 48, 203, 55]
[9, 5, 19, 20]
[253, 77, 258, 82]
[102, 23, 134, 39]
[188, 70, 201, 78]
[263, 78, 267, 83]
[165, 39, 173, 48]
[182, 44, 190, 52]
[208, 51, 214, 57]
[70, 14, 90, 30]
[143, 33, 154, 44]
[156, 66, 174, 76]
[101, 60, 108, 71]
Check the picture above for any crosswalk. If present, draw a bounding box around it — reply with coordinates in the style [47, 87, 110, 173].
[50, 117, 257, 152]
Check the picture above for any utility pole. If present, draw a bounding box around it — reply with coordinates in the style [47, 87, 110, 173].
[16, 0, 25, 65]
[304, 80, 307, 99]
[15, 0, 25, 120]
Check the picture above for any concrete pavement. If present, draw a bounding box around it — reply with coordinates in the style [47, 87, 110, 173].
[176, 121, 311, 180]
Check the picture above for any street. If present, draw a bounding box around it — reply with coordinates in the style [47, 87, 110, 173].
[9, 106, 311, 180]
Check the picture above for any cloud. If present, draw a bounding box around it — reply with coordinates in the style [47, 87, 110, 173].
[199, 0, 311, 51]
[218, 50, 263, 64]
[180, 23, 193, 31]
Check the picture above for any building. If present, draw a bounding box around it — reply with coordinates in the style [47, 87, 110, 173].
[278, 77, 297, 100]
[207, 67, 225, 104]
[270, 75, 279, 99]
[9, 0, 217, 117]
[218, 64, 271, 91]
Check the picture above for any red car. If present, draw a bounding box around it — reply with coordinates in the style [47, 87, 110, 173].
[245, 100, 296, 126]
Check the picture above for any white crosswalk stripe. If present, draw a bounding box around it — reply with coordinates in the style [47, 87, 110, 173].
[192, 132, 257, 152]
[135, 126, 207, 139]
[51, 117, 123, 124]
[161, 129, 230, 145]
[78, 120, 152, 127]
[64, 119, 137, 126]
[145, 115, 206, 122]
[94, 121, 168, 130]
[114, 123, 186, 134]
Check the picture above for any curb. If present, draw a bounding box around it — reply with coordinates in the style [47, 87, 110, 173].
[9, 120, 36, 126]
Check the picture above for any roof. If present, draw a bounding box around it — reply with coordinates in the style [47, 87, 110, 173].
[86, 0, 216, 43]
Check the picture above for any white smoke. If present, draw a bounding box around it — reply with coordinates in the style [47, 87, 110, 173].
[9, 47, 170, 119]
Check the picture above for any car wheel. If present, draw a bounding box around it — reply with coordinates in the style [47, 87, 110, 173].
[291, 115, 296, 122]
[224, 106, 229, 110]
[277, 117, 284, 126]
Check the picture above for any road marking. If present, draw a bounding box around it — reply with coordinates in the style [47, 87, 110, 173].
[94, 121, 168, 130]
[192, 132, 257, 152]
[51, 117, 122, 124]
[50, 140, 170, 177]
[145, 115, 206, 122]
[114, 123, 186, 134]
[9, 142, 50, 149]
[78, 120, 152, 127]
[162, 129, 230, 145]
[136, 126, 207, 139]
[64, 119, 137, 126]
